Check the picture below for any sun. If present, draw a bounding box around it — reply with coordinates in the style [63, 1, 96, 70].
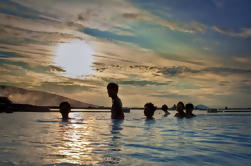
[54, 40, 95, 78]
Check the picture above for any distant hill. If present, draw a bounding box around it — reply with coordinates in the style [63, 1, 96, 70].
[195, 104, 209, 110]
[0, 85, 98, 108]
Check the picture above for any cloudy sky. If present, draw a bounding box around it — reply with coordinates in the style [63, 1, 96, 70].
[0, 0, 251, 107]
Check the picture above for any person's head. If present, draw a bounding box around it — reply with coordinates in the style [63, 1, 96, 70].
[107, 82, 119, 98]
[161, 104, 168, 112]
[185, 103, 194, 114]
[59, 101, 71, 120]
[144, 102, 157, 119]
[176, 101, 185, 113]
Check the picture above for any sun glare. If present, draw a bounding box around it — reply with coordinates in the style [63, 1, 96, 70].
[54, 40, 95, 78]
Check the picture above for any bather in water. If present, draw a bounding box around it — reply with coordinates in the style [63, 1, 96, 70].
[161, 104, 170, 116]
[185, 103, 196, 118]
[174, 101, 186, 118]
[107, 82, 124, 120]
[59, 101, 71, 121]
[144, 102, 157, 119]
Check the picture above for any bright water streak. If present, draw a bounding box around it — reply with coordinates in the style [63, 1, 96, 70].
[0, 110, 251, 166]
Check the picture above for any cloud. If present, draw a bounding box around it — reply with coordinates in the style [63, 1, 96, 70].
[12, 0, 208, 35]
[0, 0, 250, 107]
[190, 21, 207, 33]
[94, 63, 251, 78]
[233, 57, 251, 64]
[0, 0, 53, 21]
[212, 26, 251, 38]
[157, 20, 207, 33]
[119, 80, 169, 86]
[218, 81, 230, 86]
[48, 65, 66, 72]
[150, 93, 189, 99]
[157, 66, 193, 76]
[157, 66, 251, 77]
[121, 11, 207, 33]
[122, 13, 141, 19]
[0, 50, 23, 58]
[211, 0, 225, 8]
[203, 67, 251, 75]
[158, 52, 205, 66]
[0, 25, 80, 46]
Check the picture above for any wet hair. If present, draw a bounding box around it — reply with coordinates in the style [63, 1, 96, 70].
[107, 82, 119, 92]
[177, 101, 185, 109]
[144, 102, 157, 118]
[186, 103, 194, 110]
[161, 104, 168, 111]
[59, 101, 71, 114]
[176, 101, 186, 117]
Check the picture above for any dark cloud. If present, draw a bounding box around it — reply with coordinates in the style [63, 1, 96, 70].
[122, 13, 141, 19]
[77, 9, 99, 22]
[66, 21, 83, 28]
[219, 81, 230, 86]
[129, 65, 158, 70]
[49, 65, 66, 72]
[95, 67, 107, 73]
[0, 50, 23, 58]
[158, 66, 251, 77]
[94, 64, 158, 73]
[93, 62, 105, 66]
[157, 66, 196, 76]
[94, 63, 251, 77]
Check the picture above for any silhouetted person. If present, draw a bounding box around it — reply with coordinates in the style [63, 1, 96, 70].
[144, 102, 157, 119]
[161, 104, 170, 116]
[175, 101, 186, 118]
[107, 82, 124, 120]
[185, 103, 196, 118]
[59, 101, 71, 121]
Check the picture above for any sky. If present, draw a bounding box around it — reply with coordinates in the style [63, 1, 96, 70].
[0, 0, 251, 108]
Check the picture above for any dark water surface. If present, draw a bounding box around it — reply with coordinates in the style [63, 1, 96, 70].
[0, 110, 251, 165]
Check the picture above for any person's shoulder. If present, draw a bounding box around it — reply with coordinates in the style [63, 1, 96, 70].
[114, 97, 122, 104]
[113, 97, 122, 107]
[116, 96, 121, 101]
[175, 113, 185, 118]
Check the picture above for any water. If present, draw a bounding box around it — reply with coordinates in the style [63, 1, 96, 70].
[0, 110, 251, 166]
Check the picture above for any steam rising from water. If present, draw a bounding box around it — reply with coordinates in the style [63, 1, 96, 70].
[0, 85, 92, 107]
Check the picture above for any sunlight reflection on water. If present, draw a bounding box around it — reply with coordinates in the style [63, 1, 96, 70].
[0, 110, 251, 165]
